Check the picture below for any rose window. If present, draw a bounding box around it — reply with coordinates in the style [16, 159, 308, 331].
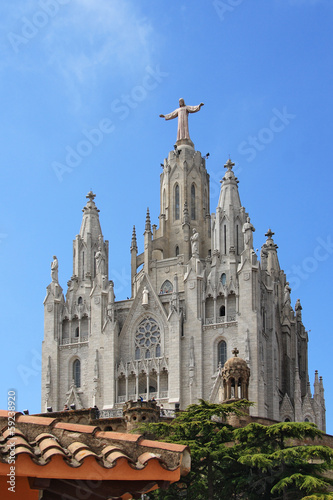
[135, 317, 161, 360]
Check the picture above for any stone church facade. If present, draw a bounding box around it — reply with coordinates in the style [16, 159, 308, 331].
[42, 122, 326, 431]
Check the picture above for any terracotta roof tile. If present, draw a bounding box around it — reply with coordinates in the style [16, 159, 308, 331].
[43, 447, 67, 461]
[54, 422, 98, 434]
[0, 410, 21, 418]
[5, 435, 32, 450]
[15, 414, 57, 426]
[138, 451, 162, 465]
[95, 430, 142, 442]
[13, 446, 35, 457]
[139, 438, 189, 453]
[101, 445, 124, 458]
[104, 450, 132, 466]
[38, 437, 64, 454]
[2, 427, 25, 440]
[0, 412, 190, 498]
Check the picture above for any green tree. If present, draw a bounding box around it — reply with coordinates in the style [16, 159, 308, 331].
[139, 401, 333, 500]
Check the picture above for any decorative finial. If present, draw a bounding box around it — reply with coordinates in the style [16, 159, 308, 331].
[86, 191, 96, 202]
[232, 347, 239, 357]
[131, 225, 137, 249]
[265, 228, 275, 239]
[145, 208, 151, 232]
[224, 158, 235, 171]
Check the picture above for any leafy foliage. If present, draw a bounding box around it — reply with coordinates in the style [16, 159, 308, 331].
[139, 401, 333, 500]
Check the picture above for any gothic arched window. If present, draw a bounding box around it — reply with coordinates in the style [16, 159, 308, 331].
[73, 359, 81, 387]
[161, 280, 173, 294]
[78, 296, 83, 305]
[135, 317, 161, 360]
[219, 305, 225, 317]
[221, 273, 227, 285]
[218, 340, 227, 367]
[174, 184, 180, 220]
[191, 184, 196, 220]
[75, 327, 79, 338]
[175, 245, 179, 256]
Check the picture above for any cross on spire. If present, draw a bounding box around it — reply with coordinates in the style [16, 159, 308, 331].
[265, 228, 275, 239]
[224, 158, 235, 171]
[232, 347, 239, 357]
[86, 191, 96, 202]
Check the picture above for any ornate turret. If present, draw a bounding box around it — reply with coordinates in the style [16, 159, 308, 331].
[73, 191, 109, 281]
[221, 348, 250, 402]
[261, 229, 280, 275]
[212, 158, 249, 260]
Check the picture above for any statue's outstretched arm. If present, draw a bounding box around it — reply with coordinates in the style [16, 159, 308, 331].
[161, 109, 179, 120]
[187, 103, 204, 113]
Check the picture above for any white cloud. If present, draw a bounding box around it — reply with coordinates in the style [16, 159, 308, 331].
[2, 0, 158, 111]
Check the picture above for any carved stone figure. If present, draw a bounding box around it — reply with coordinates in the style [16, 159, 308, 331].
[160, 98, 204, 142]
[284, 282, 291, 307]
[95, 246, 105, 275]
[243, 217, 255, 249]
[190, 228, 199, 257]
[142, 286, 149, 305]
[51, 255, 58, 282]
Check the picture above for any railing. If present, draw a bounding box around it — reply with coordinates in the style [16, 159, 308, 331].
[117, 391, 169, 404]
[160, 408, 176, 418]
[99, 408, 123, 418]
[205, 315, 236, 325]
[60, 335, 88, 345]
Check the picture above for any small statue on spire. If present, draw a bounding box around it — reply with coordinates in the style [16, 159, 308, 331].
[51, 255, 58, 283]
[160, 98, 204, 142]
[191, 228, 199, 257]
[243, 217, 255, 250]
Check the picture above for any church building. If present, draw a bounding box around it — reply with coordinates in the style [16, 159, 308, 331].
[41, 100, 326, 431]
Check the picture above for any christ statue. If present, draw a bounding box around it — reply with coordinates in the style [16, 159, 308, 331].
[160, 98, 204, 142]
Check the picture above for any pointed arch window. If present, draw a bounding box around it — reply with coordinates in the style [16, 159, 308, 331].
[174, 184, 180, 220]
[175, 245, 179, 256]
[218, 340, 227, 368]
[161, 280, 173, 294]
[73, 359, 81, 388]
[191, 184, 196, 220]
[219, 305, 225, 317]
[221, 273, 227, 286]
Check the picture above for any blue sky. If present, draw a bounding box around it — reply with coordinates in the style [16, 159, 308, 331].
[0, 0, 332, 433]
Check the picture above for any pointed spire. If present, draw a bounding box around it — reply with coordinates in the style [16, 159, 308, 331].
[80, 191, 102, 240]
[131, 225, 137, 251]
[314, 370, 320, 396]
[307, 379, 312, 397]
[319, 376, 325, 399]
[217, 158, 241, 212]
[145, 208, 152, 232]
